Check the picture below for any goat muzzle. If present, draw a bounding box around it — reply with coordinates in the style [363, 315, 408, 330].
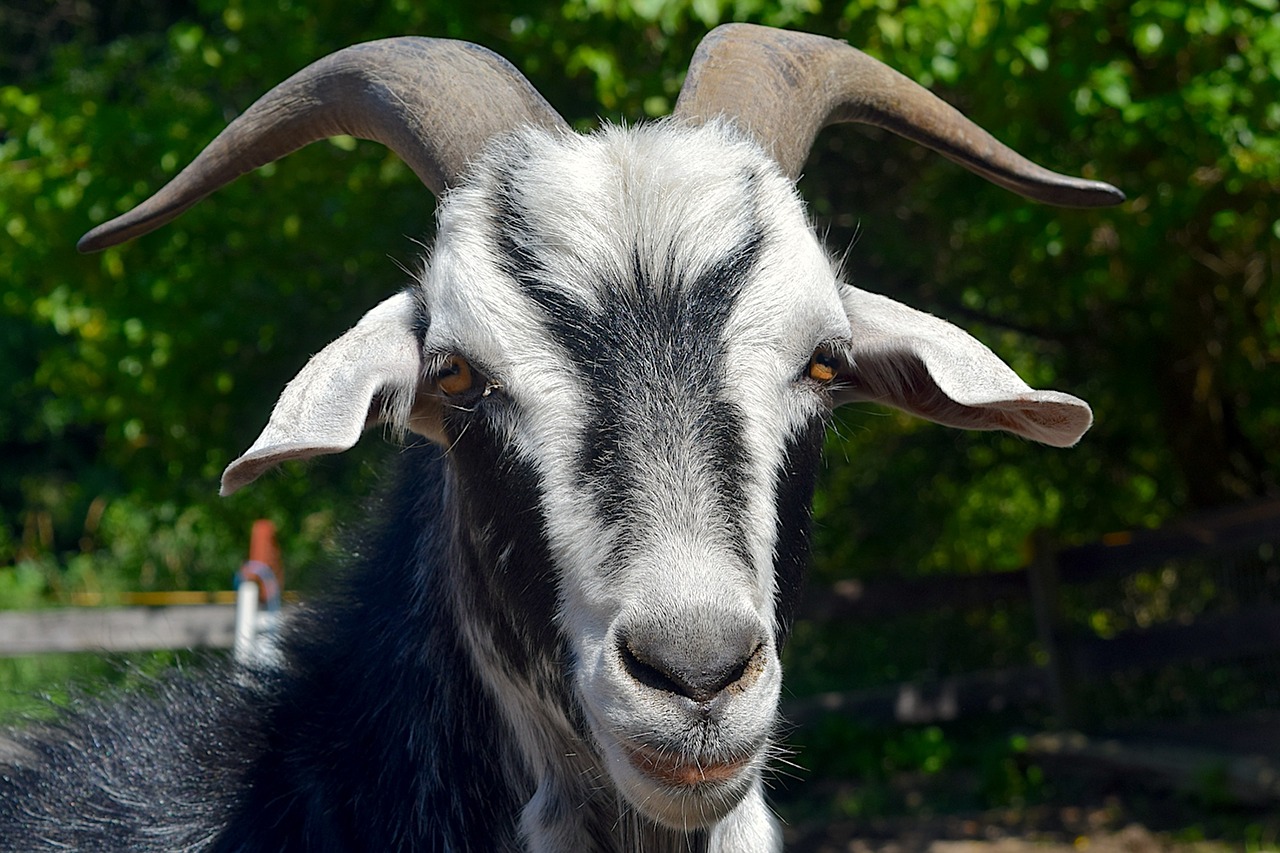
[624, 741, 756, 788]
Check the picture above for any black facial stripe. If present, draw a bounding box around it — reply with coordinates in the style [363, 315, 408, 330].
[443, 404, 564, 675]
[488, 165, 769, 570]
[576, 233, 761, 533]
[493, 194, 549, 294]
[771, 415, 828, 647]
[570, 247, 761, 563]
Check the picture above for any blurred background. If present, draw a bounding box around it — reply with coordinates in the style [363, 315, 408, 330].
[1, 1, 1276, 849]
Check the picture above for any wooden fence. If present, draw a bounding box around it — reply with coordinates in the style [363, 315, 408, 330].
[0, 604, 239, 656]
[789, 496, 1280, 726]
[2, 500, 1277, 732]
[0, 519, 284, 661]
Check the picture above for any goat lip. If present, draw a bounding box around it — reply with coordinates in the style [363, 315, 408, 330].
[623, 742, 752, 788]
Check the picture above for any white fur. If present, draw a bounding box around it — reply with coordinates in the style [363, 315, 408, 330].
[422, 123, 844, 842]
[226, 119, 1092, 850]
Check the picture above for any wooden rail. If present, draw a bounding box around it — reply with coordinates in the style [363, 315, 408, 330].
[793, 497, 1280, 727]
[1057, 498, 1280, 581]
[782, 666, 1051, 726]
[802, 498, 1280, 624]
[0, 605, 238, 656]
[0, 520, 287, 660]
[1, 501, 1275, 728]
[1070, 603, 1280, 678]
[1028, 730, 1280, 806]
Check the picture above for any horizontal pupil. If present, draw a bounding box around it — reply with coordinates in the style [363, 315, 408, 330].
[438, 357, 473, 394]
[808, 351, 837, 381]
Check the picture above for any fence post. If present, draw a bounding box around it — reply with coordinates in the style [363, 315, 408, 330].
[1028, 529, 1074, 727]
[249, 519, 283, 590]
[234, 520, 284, 665]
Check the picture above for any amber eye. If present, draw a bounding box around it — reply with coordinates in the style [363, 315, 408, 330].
[806, 347, 840, 383]
[436, 355, 476, 396]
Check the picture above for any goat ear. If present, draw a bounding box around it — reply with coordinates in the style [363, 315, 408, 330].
[221, 291, 432, 495]
[834, 286, 1092, 447]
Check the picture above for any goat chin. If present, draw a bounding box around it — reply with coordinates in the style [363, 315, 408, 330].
[609, 742, 764, 829]
[580, 649, 784, 829]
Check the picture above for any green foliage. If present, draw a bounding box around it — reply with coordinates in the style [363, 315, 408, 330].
[804, 0, 1278, 581]
[0, 1, 1276, 841]
[2, 1, 470, 597]
[0, 648, 220, 720]
[783, 601, 1039, 696]
[780, 716, 1048, 819]
[0, 0, 1275, 725]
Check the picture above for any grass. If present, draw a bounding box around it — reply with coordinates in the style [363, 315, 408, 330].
[0, 648, 225, 723]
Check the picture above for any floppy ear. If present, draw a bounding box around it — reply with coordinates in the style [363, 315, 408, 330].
[835, 286, 1092, 447]
[221, 291, 436, 495]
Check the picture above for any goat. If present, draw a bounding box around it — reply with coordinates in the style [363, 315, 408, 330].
[0, 24, 1121, 852]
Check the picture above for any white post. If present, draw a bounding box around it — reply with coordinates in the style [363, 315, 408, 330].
[233, 579, 259, 665]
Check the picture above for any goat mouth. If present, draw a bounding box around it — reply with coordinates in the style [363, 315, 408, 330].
[623, 742, 753, 788]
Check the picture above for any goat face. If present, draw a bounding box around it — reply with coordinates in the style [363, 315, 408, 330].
[77, 24, 1119, 839]
[216, 121, 1092, 829]
[424, 123, 840, 826]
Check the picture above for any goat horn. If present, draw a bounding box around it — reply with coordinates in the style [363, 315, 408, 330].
[674, 24, 1123, 207]
[79, 37, 568, 252]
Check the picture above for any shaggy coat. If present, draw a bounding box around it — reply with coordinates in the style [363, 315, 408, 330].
[1, 24, 1118, 850]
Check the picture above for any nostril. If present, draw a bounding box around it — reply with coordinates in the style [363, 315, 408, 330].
[619, 640, 692, 697]
[617, 634, 765, 704]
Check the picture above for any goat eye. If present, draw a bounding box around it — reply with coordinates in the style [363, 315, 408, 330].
[806, 347, 840, 383]
[436, 355, 476, 396]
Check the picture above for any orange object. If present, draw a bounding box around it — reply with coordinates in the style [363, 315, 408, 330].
[248, 519, 283, 600]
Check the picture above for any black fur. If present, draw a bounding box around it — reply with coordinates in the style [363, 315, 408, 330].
[0, 675, 256, 850]
[0, 448, 531, 851]
[0, 157, 824, 852]
[491, 171, 764, 569]
[0, 372, 826, 851]
[770, 417, 828, 646]
[441, 391, 569, 686]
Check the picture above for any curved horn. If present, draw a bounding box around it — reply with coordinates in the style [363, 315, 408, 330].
[79, 37, 568, 252]
[674, 24, 1123, 207]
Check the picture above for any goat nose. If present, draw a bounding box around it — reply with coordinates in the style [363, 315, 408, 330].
[616, 615, 766, 704]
